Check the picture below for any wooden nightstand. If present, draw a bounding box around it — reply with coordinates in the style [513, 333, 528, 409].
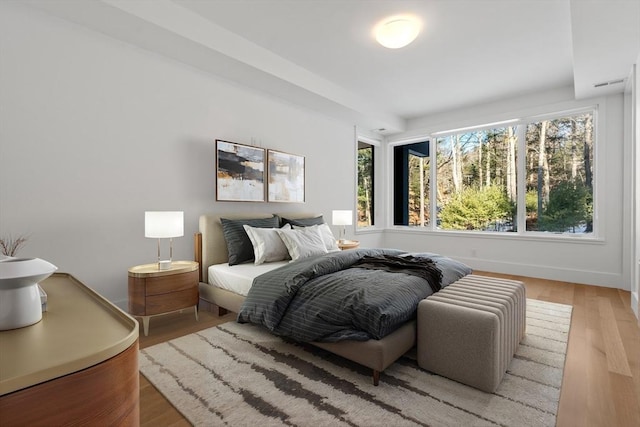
[338, 240, 360, 250]
[128, 261, 199, 336]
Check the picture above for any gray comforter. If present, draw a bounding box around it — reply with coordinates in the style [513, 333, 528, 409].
[237, 248, 471, 342]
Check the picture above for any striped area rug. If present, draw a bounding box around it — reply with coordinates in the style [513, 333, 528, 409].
[139, 298, 572, 427]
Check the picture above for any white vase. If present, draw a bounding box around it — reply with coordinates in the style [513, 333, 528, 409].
[0, 257, 57, 330]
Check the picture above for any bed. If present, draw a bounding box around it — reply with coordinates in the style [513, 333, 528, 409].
[194, 213, 471, 385]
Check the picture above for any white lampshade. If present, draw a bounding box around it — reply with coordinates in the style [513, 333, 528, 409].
[332, 210, 353, 226]
[145, 211, 184, 238]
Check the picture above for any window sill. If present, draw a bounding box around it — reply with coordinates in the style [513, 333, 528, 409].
[355, 226, 384, 235]
[385, 226, 604, 245]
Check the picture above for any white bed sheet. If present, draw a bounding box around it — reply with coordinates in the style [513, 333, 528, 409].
[207, 261, 288, 296]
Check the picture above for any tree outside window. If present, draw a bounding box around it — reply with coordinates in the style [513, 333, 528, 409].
[357, 141, 374, 227]
[525, 112, 593, 233]
[436, 127, 517, 232]
[408, 153, 430, 226]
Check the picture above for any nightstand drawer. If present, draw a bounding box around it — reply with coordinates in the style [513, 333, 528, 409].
[145, 287, 198, 315]
[145, 270, 198, 296]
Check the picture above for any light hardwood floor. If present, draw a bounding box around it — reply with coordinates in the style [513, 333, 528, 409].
[138, 274, 640, 427]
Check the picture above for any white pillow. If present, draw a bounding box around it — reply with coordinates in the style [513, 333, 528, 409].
[276, 227, 328, 261]
[293, 223, 339, 252]
[243, 224, 291, 265]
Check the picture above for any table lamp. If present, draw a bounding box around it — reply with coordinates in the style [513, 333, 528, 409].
[332, 210, 352, 243]
[145, 211, 184, 270]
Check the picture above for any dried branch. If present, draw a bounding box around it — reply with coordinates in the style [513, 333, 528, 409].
[0, 235, 29, 257]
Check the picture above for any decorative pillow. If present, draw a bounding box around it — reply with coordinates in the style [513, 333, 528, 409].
[293, 223, 339, 252]
[243, 224, 291, 265]
[276, 227, 328, 261]
[280, 215, 324, 227]
[220, 216, 280, 265]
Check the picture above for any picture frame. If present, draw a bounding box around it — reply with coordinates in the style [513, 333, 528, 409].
[216, 140, 265, 202]
[267, 149, 305, 203]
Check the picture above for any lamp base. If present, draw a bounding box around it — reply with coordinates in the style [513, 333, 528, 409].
[158, 260, 172, 270]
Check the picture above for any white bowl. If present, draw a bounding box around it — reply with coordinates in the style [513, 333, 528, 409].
[0, 257, 57, 330]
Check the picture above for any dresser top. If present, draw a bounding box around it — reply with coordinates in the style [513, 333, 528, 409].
[0, 273, 138, 395]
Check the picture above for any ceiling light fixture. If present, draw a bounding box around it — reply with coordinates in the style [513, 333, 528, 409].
[375, 15, 421, 49]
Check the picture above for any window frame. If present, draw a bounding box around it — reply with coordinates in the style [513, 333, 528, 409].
[386, 106, 600, 241]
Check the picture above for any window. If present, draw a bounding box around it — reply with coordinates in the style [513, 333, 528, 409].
[436, 127, 517, 232]
[525, 113, 594, 233]
[392, 109, 595, 236]
[357, 141, 375, 227]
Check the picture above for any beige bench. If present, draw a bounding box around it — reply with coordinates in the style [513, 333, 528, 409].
[417, 275, 526, 392]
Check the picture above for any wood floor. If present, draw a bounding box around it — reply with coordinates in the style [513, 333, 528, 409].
[138, 274, 640, 427]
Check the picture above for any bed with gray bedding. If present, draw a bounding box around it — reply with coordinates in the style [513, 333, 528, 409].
[238, 248, 470, 343]
[195, 213, 472, 385]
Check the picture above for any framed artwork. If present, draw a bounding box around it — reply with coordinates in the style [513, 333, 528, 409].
[267, 149, 305, 203]
[216, 140, 265, 202]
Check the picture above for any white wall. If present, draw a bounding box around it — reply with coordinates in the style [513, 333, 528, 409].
[0, 3, 356, 308]
[383, 88, 628, 290]
[633, 54, 640, 317]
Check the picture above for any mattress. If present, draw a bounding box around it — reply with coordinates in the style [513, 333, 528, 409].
[207, 261, 288, 296]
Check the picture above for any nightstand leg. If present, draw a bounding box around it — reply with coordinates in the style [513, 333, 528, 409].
[142, 316, 150, 336]
[194, 305, 198, 321]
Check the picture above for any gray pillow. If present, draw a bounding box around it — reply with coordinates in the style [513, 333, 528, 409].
[221, 216, 279, 265]
[280, 215, 324, 227]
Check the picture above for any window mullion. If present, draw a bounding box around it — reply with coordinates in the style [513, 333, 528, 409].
[430, 137, 437, 231]
[516, 124, 527, 234]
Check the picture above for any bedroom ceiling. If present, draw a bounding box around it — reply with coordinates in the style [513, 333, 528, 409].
[22, 0, 640, 134]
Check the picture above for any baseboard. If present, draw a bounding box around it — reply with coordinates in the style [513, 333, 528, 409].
[458, 256, 625, 290]
[632, 292, 639, 320]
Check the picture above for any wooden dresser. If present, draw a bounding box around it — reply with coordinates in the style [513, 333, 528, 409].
[0, 273, 140, 426]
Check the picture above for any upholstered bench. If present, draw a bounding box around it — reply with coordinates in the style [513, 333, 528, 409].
[417, 275, 526, 392]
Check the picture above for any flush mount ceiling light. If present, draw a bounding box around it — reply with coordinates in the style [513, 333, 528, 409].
[375, 15, 421, 49]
